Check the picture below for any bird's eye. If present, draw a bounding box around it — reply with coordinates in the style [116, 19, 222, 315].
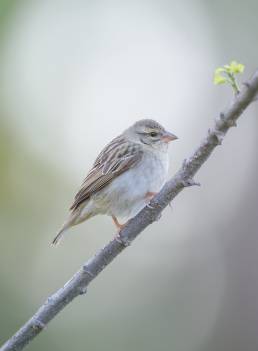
[150, 131, 158, 137]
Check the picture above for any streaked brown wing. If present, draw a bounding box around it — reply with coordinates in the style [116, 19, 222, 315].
[70, 135, 143, 211]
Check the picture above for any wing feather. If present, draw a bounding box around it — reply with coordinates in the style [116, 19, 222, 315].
[70, 136, 143, 211]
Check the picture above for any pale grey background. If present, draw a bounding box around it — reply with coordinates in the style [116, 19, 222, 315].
[0, 1, 258, 350]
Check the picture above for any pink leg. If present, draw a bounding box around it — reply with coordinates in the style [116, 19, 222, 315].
[112, 215, 130, 247]
[112, 215, 127, 231]
[145, 191, 157, 200]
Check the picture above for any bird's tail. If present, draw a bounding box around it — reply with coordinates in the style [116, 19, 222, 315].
[51, 213, 79, 246]
[51, 226, 68, 246]
[51, 202, 92, 246]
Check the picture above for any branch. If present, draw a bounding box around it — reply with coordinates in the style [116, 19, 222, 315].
[1, 70, 258, 351]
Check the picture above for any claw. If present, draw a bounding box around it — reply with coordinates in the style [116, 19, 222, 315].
[145, 191, 157, 209]
[115, 232, 130, 247]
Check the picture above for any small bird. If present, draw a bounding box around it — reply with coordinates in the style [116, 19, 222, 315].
[52, 119, 177, 245]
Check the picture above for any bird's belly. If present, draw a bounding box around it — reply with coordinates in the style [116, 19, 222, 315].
[93, 152, 168, 221]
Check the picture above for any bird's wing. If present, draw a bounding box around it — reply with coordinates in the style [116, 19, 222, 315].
[70, 135, 143, 211]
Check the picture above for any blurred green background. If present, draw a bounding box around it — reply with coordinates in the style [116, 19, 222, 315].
[0, 1, 258, 350]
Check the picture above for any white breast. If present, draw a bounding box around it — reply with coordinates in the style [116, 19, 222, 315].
[93, 149, 169, 221]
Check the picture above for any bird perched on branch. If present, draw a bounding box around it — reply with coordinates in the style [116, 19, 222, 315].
[52, 119, 177, 245]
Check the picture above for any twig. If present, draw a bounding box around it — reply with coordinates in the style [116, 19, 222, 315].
[1, 70, 258, 351]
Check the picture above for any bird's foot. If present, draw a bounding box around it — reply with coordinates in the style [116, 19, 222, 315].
[112, 216, 130, 246]
[145, 191, 157, 209]
[115, 231, 131, 247]
[112, 215, 126, 230]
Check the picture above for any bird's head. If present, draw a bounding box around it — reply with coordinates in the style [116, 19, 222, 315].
[125, 119, 178, 151]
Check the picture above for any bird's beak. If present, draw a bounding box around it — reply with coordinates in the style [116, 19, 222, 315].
[161, 131, 178, 143]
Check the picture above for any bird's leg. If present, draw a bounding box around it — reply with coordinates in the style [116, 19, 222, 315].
[112, 215, 126, 230]
[145, 191, 157, 199]
[145, 191, 157, 209]
[112, 215, 130, 246]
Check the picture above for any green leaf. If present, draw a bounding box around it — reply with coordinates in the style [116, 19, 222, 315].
[215, 67, 226, 74]
[213, 74, 227, 85]
[228, 61, 245, 74]
[213, 60, 245, 94]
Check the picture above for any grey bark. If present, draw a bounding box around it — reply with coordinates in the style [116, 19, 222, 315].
[1, 70, 258, 351]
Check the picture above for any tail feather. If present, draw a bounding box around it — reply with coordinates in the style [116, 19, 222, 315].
[51, 215, 77, 246]
[51, 226, 68, 246]
[51, 202, 92, 246]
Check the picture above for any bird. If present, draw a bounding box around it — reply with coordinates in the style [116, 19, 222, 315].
[52, 119, 178, 245]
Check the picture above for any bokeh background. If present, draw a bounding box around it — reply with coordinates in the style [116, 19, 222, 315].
[0, 1, 258, 350]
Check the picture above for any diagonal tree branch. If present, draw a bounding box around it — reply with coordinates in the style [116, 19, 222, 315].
[1, 70, 258, 351]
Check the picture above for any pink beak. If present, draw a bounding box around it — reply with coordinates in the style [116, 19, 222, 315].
[162, 131, 178, 143]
